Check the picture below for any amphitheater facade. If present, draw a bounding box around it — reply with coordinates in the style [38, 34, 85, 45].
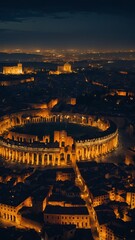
[0, 109, 118, 167]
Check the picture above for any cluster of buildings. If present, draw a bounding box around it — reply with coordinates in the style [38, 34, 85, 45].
[0, 160, 135, 239]
[76, 161, 135, 239]
[2, 62, 72, 76]
[0, 166, 87, 239]
[0, 58, 135, 240]
[0, 63, 35, 86]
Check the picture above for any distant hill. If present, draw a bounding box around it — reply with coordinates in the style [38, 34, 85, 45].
[0, 52, 44, 62]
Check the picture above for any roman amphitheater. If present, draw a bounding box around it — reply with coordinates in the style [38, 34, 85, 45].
[0, 108, 118, 167]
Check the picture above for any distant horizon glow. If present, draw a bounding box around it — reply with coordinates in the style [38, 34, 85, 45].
[1, 48, 135, 53]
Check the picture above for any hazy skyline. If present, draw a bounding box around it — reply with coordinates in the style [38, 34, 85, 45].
[0, 0, 135, 50]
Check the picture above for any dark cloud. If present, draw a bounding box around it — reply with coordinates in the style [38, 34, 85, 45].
[0, 28, 9, 32]
[0, 0, 135, 49]
[0, 0, 135, 22]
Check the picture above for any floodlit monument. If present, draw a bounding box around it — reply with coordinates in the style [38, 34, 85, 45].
[3, 63, 23, 75]
[0, 108, 118, 167]
[49, 62, 72, 75]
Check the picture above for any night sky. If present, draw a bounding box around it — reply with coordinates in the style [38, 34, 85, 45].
[0, 0, 135, 50]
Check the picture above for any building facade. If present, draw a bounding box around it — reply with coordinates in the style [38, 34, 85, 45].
[3, 63, 23, 75]
[44, 206, 90, 229]
[49, 63, 72, 75]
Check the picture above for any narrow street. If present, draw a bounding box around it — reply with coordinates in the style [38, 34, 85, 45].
[74, 163, 100, 240]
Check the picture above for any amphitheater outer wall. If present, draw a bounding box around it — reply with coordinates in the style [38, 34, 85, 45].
[0, 109, 118, 167]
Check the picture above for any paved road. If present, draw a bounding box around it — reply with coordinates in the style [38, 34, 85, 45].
[74, 164, 100, 240]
